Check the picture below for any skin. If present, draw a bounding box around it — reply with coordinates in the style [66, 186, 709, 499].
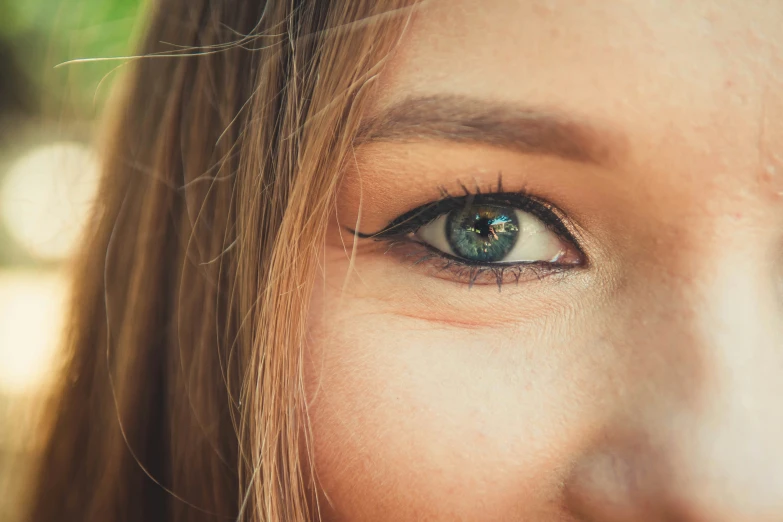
[305, 1, 783, 520]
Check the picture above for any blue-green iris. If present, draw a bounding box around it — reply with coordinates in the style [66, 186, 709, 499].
[447, 205, 520, 262]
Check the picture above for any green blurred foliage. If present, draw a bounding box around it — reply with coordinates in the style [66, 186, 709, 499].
[1, 0, 145, 119]
[0, 0, 146, 265]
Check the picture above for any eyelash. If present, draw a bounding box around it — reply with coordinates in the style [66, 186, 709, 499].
[350, 180, 586, 288]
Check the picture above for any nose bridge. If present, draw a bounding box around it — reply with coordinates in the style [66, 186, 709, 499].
[638, 244, 783, 412]
[658, 261, 783, 518]
[567, 248, 783, 521]
[617, 236, 783, 406]
[660, 324, 783, 519]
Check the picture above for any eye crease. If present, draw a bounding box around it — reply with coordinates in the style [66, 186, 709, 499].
[348, 182, 586, 288]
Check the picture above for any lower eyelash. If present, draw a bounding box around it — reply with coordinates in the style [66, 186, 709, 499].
[383, 238, 572, 290]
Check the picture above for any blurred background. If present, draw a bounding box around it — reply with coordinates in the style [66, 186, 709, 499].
[0, 1, 144, 518]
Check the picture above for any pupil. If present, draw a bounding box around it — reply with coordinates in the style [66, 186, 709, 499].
[472, 217, 493, 238]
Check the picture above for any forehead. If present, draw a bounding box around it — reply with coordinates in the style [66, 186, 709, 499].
[385, 0, 783, 106]
[376, 0, 783, 192]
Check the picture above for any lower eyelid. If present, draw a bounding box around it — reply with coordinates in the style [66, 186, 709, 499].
[379, 238, 579, 287]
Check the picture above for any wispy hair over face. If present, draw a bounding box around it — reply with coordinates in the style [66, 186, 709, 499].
[25, 1, 416, 521]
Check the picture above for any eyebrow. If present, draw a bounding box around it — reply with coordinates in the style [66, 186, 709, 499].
[356, 95, 616, 165]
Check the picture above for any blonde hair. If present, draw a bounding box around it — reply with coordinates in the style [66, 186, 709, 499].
[27, 1, 414, 520]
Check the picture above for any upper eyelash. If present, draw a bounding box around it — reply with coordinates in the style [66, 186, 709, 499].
[350, 180, 583, 253]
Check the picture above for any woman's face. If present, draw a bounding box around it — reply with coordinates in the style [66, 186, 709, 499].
[305, 1, 783, 520]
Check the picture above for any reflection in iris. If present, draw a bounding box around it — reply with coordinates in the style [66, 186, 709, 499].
[447, 205, 520, 262]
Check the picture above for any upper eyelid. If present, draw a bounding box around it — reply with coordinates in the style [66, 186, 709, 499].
[353, 200, 455, 239]
[351, 191, 584, 254]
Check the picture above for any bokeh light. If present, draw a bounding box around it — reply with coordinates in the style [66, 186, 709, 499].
[0, 271, 65, 395]
[0, 142, 99, 262]
[0, 3, 143, 520]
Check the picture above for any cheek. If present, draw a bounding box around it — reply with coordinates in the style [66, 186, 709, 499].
[304, 282, 602, 521]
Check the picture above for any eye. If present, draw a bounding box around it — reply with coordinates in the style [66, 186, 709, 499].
[415, 204, 578, 265]
[348, 189, 586, 286]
